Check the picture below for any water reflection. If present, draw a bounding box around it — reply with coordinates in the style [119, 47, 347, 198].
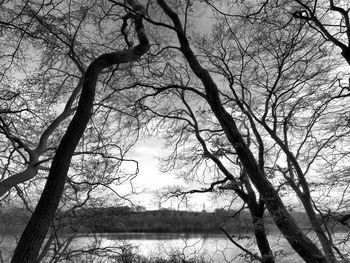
[105, 232, 222, 240]
[1, 232, 304, 262]
[68, 232, 298, 262]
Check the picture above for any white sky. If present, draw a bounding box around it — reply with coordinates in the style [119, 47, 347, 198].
[121, 136, 216, 211]
[116, 2, 218, 211]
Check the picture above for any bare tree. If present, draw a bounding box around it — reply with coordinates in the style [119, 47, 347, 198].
[1, 0, 350, 262]
[129, 0, 349, 262]
[292, 0, 350, 65]
[7, 0, 150, 262]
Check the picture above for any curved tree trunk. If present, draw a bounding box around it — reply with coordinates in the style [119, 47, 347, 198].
[10, 1, 149, 262]
[156, 0, 329, 262]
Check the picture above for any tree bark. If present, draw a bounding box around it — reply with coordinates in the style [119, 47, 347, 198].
[188, 97, 275, 262]
[10, 1, 149, 262]
[259, 123, 337, 262]
[253, 215, 275, 263]
[157, 0, 328, 262]
[245, 180, 275, 263]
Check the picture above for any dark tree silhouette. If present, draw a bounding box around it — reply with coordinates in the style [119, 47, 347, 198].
[10, 0, 150, 262]
[154, 0, 333, 262]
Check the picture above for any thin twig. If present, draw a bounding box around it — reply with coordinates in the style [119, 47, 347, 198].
[219, 227, 262, 262]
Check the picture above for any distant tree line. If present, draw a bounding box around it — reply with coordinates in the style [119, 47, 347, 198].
[3, 206, 337, 235]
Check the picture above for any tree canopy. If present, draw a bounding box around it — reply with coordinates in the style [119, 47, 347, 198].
[1, 0, 350, 262]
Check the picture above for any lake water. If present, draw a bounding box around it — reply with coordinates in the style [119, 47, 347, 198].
[1, 232, 304, 262]
[96, 232, 300, 262]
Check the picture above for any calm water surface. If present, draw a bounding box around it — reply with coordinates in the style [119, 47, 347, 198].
[0, 232, 331, 262]
[102, 232, 300, 262]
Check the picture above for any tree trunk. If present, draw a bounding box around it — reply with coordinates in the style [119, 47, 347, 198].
[253, 215, 275, 263]
[10, 1, 149, 262]
[300, 195, 337, 263]
[244, 174, 275, 262]
[11, 55, 100, 263]
[157, 1, 328, 261]
[248, 199, 275, 263]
